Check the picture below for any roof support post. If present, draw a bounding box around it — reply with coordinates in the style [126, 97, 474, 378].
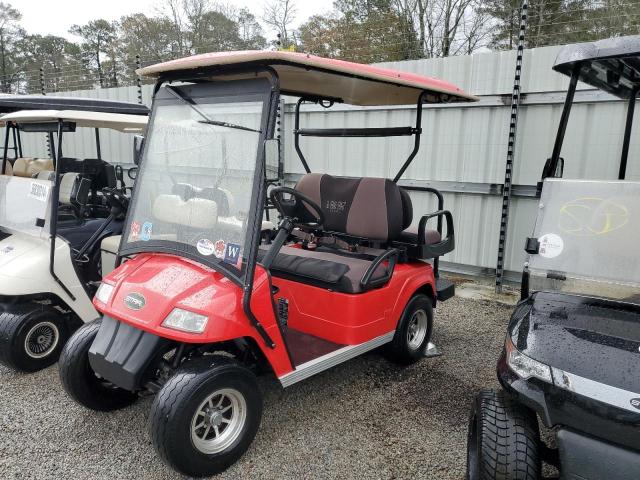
[548, 63, 580, 176]
[294, 97, 312, 173]
[495, 0, 528, 294]
[95, 128, 102, 160]
[1, 124, 10, 174]
[49, 120, 75, 301]
[393, 92, 425, 183]
[619, 89, 637, 180]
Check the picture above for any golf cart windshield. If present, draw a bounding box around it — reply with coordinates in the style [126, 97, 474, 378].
[120, 78, 270, 281]
[0, 176, 51, 237]
[529, 179, 640, 301]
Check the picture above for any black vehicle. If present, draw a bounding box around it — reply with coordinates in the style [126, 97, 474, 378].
[466, 36, 640, 480]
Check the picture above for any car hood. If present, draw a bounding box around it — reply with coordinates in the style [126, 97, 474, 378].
[96, 253, 244, 341]
[510, 291, 640, 393]
[0, 233, 49, 270]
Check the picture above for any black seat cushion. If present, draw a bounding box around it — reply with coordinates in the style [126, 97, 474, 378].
[259, 245, 388, 294]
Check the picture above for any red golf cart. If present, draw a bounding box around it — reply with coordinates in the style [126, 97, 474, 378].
[59, 51, 477, 477]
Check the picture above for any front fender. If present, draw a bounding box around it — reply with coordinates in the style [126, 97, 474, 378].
[0, 233, 97, 321]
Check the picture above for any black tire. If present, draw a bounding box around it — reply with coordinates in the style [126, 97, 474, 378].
[0, 304, 69, 372]
[150, 355, 263, 477]
[59, 320, 138, 411]
[385, 294, 433, 364]
[467, 389, 541, 480]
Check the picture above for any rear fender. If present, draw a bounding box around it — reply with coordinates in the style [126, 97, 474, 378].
[0, 233, 97, 321]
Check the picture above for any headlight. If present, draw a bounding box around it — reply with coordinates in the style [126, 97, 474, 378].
[505, 335, 552, 383]
[162, 308, 208, 334]
[95, 283, 114, 304]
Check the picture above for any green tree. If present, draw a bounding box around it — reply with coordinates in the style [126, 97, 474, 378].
[17, 34, 80, 93]
[0, 2, 23, 93]
[69, 19, 117, 88]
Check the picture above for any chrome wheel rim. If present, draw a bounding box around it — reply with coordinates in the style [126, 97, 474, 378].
[191, 388, 247, 454]
[407, 309, 428, 350]
[24, 321, 59, 359]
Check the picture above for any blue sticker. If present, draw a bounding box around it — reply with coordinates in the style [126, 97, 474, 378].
[140, 222, 153, 241]
[223, 243, 241, 265]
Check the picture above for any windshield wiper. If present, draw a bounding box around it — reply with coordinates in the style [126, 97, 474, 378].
[166, 85, 261, 133]
[198, 119, 261, 133]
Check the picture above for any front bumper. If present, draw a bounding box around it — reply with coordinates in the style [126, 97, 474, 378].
[89, 315, 170, 391]
[497, 350, 640, 453]
[557, 428, 640, 480]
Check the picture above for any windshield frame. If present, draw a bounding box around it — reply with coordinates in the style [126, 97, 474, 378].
[118, 74, 278, 287]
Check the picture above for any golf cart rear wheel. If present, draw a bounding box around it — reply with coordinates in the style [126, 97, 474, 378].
[385, 294, 433, 364]
[150, 355, 262, 477]
[0, 305, 68, 372]
[467, 389, 541, 480]
[58, 320, 138, 411]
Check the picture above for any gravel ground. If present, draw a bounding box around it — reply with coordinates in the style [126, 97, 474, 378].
[0, 296, 512, 480]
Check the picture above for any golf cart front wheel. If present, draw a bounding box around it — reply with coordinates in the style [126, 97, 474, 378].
[59, 320, 138, 411]
[386, 294, 433, 364]
[467, 389, 541, 480]
[150, 355, 263, 477]
[0, 305, 68, 372]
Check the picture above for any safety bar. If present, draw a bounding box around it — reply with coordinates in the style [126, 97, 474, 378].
[360, 248, 399, 290]
[417, 210, 455, 259]
[296, 127, 417, 138]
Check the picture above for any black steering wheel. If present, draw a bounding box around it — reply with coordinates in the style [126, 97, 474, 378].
[269, 186, 325, 229]
[102, 187, 129, 214]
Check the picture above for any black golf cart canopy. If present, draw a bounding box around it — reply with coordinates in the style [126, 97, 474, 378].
[553, 35, 640, 99]
[547, 35, 640, 182]
[137, 50, 477, 105]
[0, 94, 149, 116]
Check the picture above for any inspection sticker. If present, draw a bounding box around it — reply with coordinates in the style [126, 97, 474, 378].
[538, 233, 564, 259]
[213, 239, 226, 259]
[140, 222, 153, 241]
[129, 221, 141, 241]
[28, 182, 49, 202]
[196, 239, 215, 256]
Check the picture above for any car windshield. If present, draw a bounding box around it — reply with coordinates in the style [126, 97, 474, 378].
[529, 178, 640, 301]
[120, 80, 269, 281]
[0, 175, 51, 237]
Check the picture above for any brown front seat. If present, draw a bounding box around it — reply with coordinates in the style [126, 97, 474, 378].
[263, 174, 404, 293]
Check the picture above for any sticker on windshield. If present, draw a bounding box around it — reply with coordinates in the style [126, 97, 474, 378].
[223, 243, 241, 265]
[538, 233, 564, 259]
[196, 239, 215, 256]
[140, 222, 153, 241]
[129, 221, 141, 241]
[213, 239, 226, 259]
[0, 245, 14, 254]
[28, 182, 49, 202]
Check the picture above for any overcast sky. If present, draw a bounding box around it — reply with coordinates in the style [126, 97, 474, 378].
[16, 0, 335, 41]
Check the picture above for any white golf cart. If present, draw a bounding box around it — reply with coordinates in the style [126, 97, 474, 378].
[0, 105, 147, 372]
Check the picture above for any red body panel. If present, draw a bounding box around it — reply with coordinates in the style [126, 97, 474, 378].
[94, 254, 292, 376]
[95, 253, 436, 378]
[271, 262, 435, 345]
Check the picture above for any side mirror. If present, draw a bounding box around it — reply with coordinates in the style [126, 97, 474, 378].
[133, 135, 145, 166]
[264, 138, 280, 181]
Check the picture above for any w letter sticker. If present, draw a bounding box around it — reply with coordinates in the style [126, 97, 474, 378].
[223, 243, 241, 266]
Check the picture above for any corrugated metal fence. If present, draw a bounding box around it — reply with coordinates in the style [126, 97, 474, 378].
[18, 44, 640, 279]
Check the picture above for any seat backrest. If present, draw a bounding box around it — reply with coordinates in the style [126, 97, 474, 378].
[153, 194, 218, 229]
[1, 160, 13, 176]
[59, 172, 80, 204]
[295, 173, 412, 241]
[13, 157, 54, 178]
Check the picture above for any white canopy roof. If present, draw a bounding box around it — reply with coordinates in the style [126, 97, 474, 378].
[137, 50, 477, 106]
[0, 109, 147, 132]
